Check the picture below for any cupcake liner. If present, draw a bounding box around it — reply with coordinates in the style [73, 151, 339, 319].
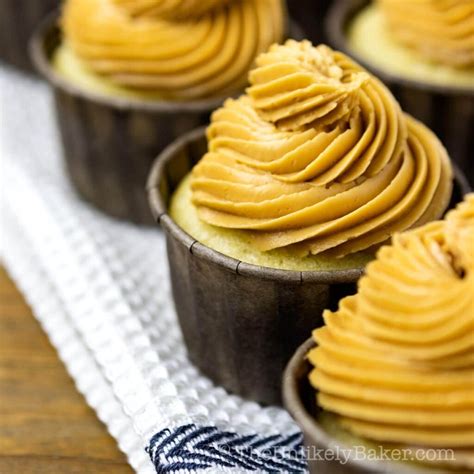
[30, 13, 225, 225]
[287, 0, 333, 44]
[0, 0, 58, 73]
[326, 0, 474, 187]
[149, 129, 469, 406]
[283, 339, 439, 474]
[148, 128, 369, 405]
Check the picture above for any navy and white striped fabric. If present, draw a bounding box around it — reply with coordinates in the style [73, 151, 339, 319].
[146, 424, 306, 473]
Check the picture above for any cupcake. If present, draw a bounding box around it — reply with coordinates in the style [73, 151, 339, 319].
[287, 0, 333, 44]
[0, 0, 58, 72]
[284, 194, 474, 472]
[327, 0, 474, 186]
[31, 0, 286, 224]
[148, 40, 464, 405]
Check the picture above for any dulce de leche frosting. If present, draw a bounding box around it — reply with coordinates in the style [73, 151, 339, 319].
[191, 41, 453, 258]
[308, 194, 474, 466]
[378, 0, 474, 67]
[61, 0, 285, 100]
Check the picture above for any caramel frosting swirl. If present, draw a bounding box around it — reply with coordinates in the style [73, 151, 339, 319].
[191, 41, 453, 257]
[308, 195, 474, 460]
[378, 0, 474, 67]
[61, 0, 285, 99]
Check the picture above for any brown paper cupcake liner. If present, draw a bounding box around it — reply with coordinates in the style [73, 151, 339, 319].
[326, 0, 474, 187]
[287, 0, 334, 44]
[30, 13, 226, 225]
[283, 339, 443, 474]
[147, 128, 468, 406]
[0, 0, 58, 73]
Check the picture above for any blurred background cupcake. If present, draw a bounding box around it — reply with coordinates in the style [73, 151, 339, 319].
[31, 0, 287, 224]
[327, 0, 474, 187]
[0, 0, 58, 72]
[284, 194, 474, 473]
[287, 0, 333, 43]
[148, 40, 465, 405]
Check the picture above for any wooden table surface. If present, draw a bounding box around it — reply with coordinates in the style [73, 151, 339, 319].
[0, 266, 134, 474]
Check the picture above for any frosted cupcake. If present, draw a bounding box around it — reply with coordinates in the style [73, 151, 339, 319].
[31, 0, 286, 223]
[148, 40, 462, 405]
[349, 0, 474, 88]
[284, 194, 474, 472]
[327, 0, 474, 186]
[55, 0, 286, 101]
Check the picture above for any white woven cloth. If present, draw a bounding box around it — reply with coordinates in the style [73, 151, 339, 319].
[0, 67, 305, 474]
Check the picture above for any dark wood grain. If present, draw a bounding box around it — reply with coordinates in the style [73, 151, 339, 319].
[0, 266, 134, 474]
